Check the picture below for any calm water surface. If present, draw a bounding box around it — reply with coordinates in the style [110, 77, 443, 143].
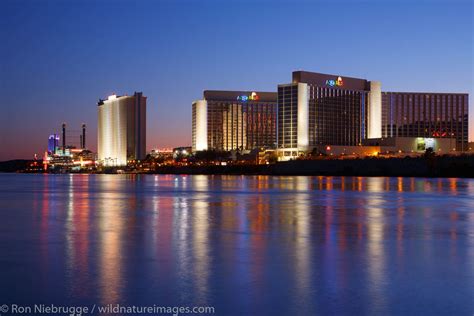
[0, 174, 474, 315]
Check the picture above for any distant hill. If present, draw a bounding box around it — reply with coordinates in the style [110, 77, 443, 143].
[0, 160, 34, 172]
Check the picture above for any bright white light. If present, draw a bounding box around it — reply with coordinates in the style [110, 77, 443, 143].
[297, 83, 309, 151]
[108, 94, 117, 101]
[98, 95, 132, 166]
[368, 81, 382, 139]
[194, 100, 208, 151]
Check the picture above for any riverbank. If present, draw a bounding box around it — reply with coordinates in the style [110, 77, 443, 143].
[3, 155, 474, 177]
[149, 155, 474, 178]
[0, 160, 34, 173]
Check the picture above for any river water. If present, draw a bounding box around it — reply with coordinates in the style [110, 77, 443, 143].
[0, 174, 473, 315]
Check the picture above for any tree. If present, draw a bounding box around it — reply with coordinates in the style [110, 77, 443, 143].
[194, 150, 230, 162]
[423, 147, 435, 159]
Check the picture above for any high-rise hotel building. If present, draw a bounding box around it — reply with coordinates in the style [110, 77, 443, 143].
[278, 71, 381, 158]
[277, 70, 469, 158]
[193, 71, 468, 157]
[192, 90, 277, 152]
[381, 92, 469, 151]
[97, 92, 146, 166]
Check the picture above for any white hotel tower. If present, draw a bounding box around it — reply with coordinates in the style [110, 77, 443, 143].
[97, 92, 147, 166]
[277, 71, 381, 159]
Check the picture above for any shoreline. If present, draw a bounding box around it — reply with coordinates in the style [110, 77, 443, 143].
[3, 155, 474, 178]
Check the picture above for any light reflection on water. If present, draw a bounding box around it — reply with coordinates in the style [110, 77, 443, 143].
[1, 174, 474, 315]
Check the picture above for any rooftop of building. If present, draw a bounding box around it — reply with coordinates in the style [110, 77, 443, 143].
[288, 70, 373, 91]
[382, 91, 469, 96]
[202, 90, 277, 103]
[97, 92, 144, 106]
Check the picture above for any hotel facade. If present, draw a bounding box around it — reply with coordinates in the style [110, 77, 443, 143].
[98, 92, 147, 166]
[277, 71, 381, 158]
[192, 90, 277, 152]
[381, 92, 468, 151]
[193, 71, 469, 158]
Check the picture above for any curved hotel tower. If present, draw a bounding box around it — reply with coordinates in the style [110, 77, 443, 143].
[97, 92, 146, 166]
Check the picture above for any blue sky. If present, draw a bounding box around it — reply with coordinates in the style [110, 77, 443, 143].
[0, 0, 472, 160]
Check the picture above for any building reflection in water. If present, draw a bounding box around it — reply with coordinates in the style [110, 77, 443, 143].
[65, 175, 91, 300]
[365, 177, 388, 313]
[290, 177, 314, 314]
[97, 176, 126, 305]
[173, 176, 192, 303]
[24, 174, 474, 314]
[247, 180, 271, 294]
[190, 175, 210, 305]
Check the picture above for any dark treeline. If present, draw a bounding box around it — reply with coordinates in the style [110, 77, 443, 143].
[149, 155, 474, 178]
[4, 155, 474, 178]
[0, 160, 34, 172]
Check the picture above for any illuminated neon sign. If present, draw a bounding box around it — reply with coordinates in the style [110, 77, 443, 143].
[326, 76, 344, 87]
[237, 92, 259, 101]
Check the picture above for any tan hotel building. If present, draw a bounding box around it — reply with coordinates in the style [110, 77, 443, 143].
[192, 71, 469, 158]
[192, 90, 277, 152]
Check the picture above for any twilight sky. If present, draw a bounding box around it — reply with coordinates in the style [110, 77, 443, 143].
[0, 0, 472, 161]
